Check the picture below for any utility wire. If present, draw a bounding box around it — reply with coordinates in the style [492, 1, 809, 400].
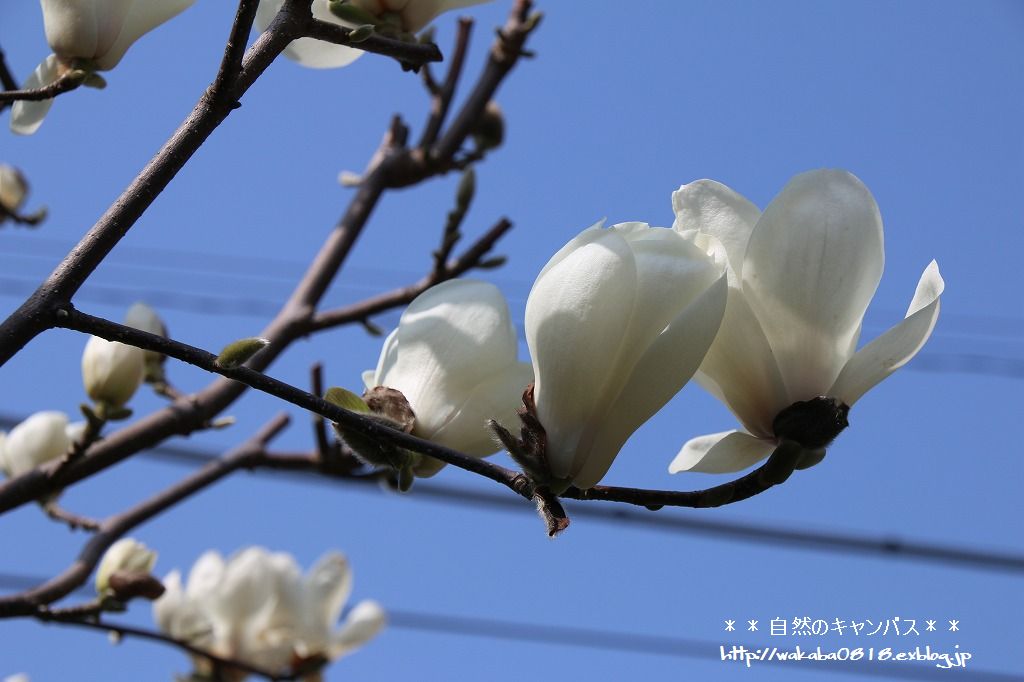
[1, 413, 1019, 574]
[0, 572, 1018, 681]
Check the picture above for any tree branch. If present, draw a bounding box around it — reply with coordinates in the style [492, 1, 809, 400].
[0, 415, 289, 617]
[418, 18, 474, 148]
[0, 72, 83, 104]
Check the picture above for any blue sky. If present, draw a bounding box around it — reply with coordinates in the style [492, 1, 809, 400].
[1, 1, 1022, 680]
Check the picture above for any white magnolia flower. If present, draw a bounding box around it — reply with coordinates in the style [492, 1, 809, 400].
[0, 411, 73, 478]
[125, 301, 167, 368]
[255, 0, 489, 69]
[11, 0, 196, 135]
[82, 336, 145, 410]
[363, 279, 532, 477]
[525, 221, 728, 491]
[95, 537, 157, 595]
[154, 547, 385, 676]
[0, 164, 28, 214]
[670, 170, 943, 474]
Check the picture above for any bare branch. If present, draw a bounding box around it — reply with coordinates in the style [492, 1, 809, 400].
[305, 18, 443, 67]
[0, 72, 83, 104]
[211, 0, 262, 102]
[418, 18, 474, 148]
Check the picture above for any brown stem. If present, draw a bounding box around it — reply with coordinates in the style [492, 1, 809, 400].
[0, 72, 82, 104]
[418, 18, 474, 148]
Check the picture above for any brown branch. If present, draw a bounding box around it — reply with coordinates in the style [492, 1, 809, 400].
[0, 415, 289, 617]
[418, 18, 474, 148]
[561, 441, 804, 509]
[211, 0, 262, 103]
[0, 2, 537, 516]
[308, 217, 513, 332]
[310, 362, 332, 458]
[0, 71, 83, 104]
[41, 501, 102, 532]
[0, 46, 19, 93]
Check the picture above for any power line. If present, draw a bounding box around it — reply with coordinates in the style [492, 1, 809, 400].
[2, 413, 1019, 574]
[0, 572, 1018, 681]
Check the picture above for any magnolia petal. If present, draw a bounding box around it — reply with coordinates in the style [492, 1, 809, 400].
[573, 273, 728, 490]
[526, 227, 638, 480]
[40, 0, 107, 59]
[152, 570, 184, 634]
[185, 550, 225, 601]
[669, 430, 775, 474]
[742, 170, 884, 400]
[427, 360, 533, 458]
[830, 261, 944, 406]
[400, 0, 491, 33]
[304, 552, 353, 631]
[695, 291, 789, 438]
[382, 280, 519, 435]
[329, 599, 386, 659]
[671, 179, 761, 280]
[97, 0, 195, 70]
[256, 0, 363, 69]
[1, 411, 71, 478]
[10, 55, 60, 136]
[366, 329, 399, 388]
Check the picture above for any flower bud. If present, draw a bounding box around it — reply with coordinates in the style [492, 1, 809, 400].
[125, 302, 167, 382]
[81, 336, 145, 412]
[0, 411, 71, 478]
[0, 165, 28, 215]
[96, 538, 159, 598]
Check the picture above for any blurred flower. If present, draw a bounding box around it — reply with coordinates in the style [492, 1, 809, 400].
[11, 0, 196, 135]
[0, 164, 28, 215]
[82, 336, 145, 413]
[255, 0, 489, 69]
[362, 279, 532, 477]
[125, 301, 167, 381]
[95, 538, 158, 597]
[669, 170, 943, 474]
[0, 411, 73, 478]
[154, 547, 385, 677]
[523, 221, 727, 491]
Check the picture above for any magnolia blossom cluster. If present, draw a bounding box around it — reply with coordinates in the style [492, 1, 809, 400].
[357, 169, 942, 490]
[153, 547, 385, 678]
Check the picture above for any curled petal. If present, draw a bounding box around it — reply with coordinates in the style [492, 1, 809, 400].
[256, 0, 363, 69]
[742, 170, 884, 399]
[669, 430, 775, 474]
[10, 55, 60, 136]
[329, 599, 386, 658]
[97, 0, 195, 70]
[526, 227, 638, 479]
[573, 272, 728, 489]
[830, 261, 944, 406]
[303, 552, 353, 634]
[672, 179, 761, 280]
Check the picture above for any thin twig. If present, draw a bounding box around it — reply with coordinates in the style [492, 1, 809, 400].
[418, 18, 474, 148]
[309, 217, 513, 332]
[304, 18, 443, 67]
[310, 362, 331, 458]
[41, 501, 102, 532]
[0, 72, 82, 104]
[211, 0, 262, 103]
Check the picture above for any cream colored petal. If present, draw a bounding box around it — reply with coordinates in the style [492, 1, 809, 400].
[671, 179, 761, 280]
[40, 0, 106, 59]
[830, 261, 943, 406]
[367, 329, 399, 389]
[742, 169, 884, 400]
[2, 411, 70, 477]
[304, 552, 353, 631]
[400, 0, 490, 33]
[257, 0, 363, 69]
[427, 360, 533, 458]
[10, 55, 60, 136]
[152, 570, 184, 634]
[696, 290, 788, 438]
[328, 599, 386, 659]
[669, 430, 775, 474]
[383, 280, 518, 436]
[97, 0, 195, 70]
[526, 227, 637, 480]
[572, 273, 728, 490]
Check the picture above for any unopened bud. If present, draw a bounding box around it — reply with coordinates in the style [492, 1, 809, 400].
[215, 337, 269, 369]
[328, 0, 381, 26]
[96, 538, 158, 598]
[0, 164, 28, 214]
[472, 101, 505, 151]
[82, 337, 145, 410]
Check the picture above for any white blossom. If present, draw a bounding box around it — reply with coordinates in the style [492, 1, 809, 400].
[11, 0, 195, 135]
[363, 279, 532, 477]
[255, 0, 489, 69]
[95, 538, 157, 595]
[153, 547, 385, 676]
[669, 169, 943, 474]
[0, 411, 72, 478]
[524, 221, 728, 491]
[81, 336, 145, 411]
